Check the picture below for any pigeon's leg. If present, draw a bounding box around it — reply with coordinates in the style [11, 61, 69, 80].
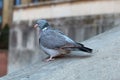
[45, 56, 55, 62]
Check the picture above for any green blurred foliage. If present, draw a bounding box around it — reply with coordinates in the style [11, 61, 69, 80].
[0, 24, 9, 49]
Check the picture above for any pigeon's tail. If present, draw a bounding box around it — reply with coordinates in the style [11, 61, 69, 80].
[61, 43, 93, 53]
[76, 43, 93, 53]
[78, 46, 93, 53]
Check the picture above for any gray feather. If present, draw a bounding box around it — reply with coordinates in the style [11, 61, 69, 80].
[40, 29, 76, 49]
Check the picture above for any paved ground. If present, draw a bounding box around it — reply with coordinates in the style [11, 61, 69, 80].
[1, 26, 120, 80]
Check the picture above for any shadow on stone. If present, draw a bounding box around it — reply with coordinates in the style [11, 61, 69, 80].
[54, 53, 92, 60]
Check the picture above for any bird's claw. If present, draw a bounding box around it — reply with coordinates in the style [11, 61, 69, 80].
[45, 57, 55, 62]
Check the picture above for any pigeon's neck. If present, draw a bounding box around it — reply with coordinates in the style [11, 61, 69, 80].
[42, 26, 52, 31]
[42, 27, 48, 31]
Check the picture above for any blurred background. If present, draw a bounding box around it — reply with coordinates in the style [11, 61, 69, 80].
[0, 0, 120, 77]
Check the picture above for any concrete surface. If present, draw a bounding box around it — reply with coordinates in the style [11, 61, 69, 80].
[1, 26, 120, 80]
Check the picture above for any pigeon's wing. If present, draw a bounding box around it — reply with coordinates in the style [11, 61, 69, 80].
[40, 30, 76, 49]
[54, 29, 64, 34]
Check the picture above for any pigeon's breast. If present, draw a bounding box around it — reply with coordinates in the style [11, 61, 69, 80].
[40, 44, 59, 56]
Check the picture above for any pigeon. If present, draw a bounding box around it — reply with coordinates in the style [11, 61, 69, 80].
[34, 19, 93, 61]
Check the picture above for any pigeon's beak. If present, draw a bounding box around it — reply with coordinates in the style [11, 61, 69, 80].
[34, 24, 38, 28]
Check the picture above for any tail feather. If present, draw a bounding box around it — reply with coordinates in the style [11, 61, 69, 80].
[78, 46, 92, 53]
[76, 43, 93, 53]
[62, 43, 93, 53]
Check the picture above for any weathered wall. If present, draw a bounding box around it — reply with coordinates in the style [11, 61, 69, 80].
[21, 0, 31, 5]
[13, 0, 120, 21]
[8, 22, 41, 73]
[47, 13, 120, 41]
[8, 13, 120, 73]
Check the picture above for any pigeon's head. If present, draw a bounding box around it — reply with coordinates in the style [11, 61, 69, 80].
[34, 19, 50, 30]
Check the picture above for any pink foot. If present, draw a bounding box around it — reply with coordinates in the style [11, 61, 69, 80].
[45, 57, 55, 62]
[45, 58, 55, 62]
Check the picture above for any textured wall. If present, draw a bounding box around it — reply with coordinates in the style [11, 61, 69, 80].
[8, 22, 41, 73]
[8, 13, 120, 73]
[47, 14, 120, 41]
[13, 0, 120, 21]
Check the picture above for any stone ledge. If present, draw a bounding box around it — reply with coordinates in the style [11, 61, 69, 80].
[14, 0, 77, 10]
[1, 26, 120, 80]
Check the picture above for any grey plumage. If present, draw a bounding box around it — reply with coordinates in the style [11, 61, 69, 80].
[34, 19, 92, 61]
[40, 29, 75, 49]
